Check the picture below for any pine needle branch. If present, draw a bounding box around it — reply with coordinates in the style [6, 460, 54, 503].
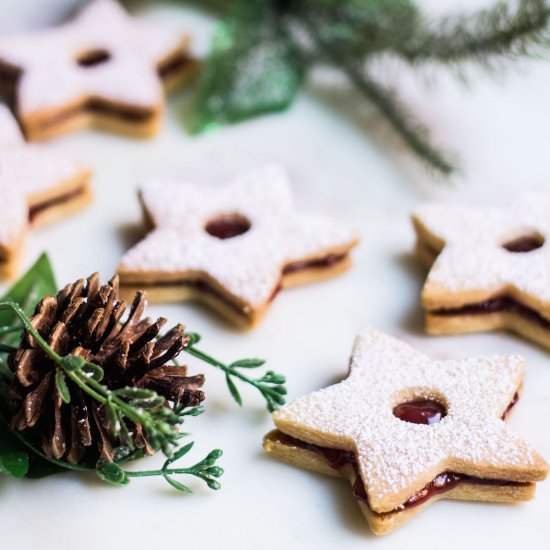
[399, 0, 550, 66]
[347, 68, 454, 176]
[299, 15, 455, 175]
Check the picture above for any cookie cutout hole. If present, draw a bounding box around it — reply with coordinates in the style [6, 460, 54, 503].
[393, 399, 447, 425]
[502, 232, 544, 253]
[205, 213, 251, 240]
[76, 49, 112, 68]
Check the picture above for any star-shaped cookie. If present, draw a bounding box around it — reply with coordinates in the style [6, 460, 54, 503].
[0, 105, 91, 277]
[412, 194, 550, 349]
[264, 327, 548, 535]
[117, 165, 359, 328]
[0, 0, 197, 141]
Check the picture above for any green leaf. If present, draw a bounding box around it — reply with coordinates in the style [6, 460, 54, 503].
[0, 416, 64, 479]
[59, 355, 85, 372]
[267, 391, 286, 406]
[261, 371, 286, 384]
[129, 395, 165, 409]
[96, 460, 129, 486]
[114, 387, 157, 400]
[117, 414, 134, 449]
[80, 362, 104, 381]
[225, 374, 243, 407]
[192, 0, 304, 132]
[206, 466, 224, 478]
[185, 332, 201, 346]
[0, 432, 29, 478]
[229, 358, 265, 369]
[164, 475, 193, 493]
[179, 405, 205, 417]
[205, 478, 222, 490]
[206, 449, 223, 462]
[0, 253, 56, 344]
[105, 398, 119, 435]
[55, 368, 71, 404]
[167, 441, 194, 465]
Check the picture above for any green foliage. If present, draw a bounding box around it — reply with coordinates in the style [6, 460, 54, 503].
[0, 253, 57, 395]
[184, 335, 287, 412]
[301, 0, 420, 58]
[96, 460, 130, 486]
[0, 255, 225, 493]
[0, 253, 282, 493]
[0, 415, 65, 479]
[192, 0, 304, 132]
[0, 253, 56, 336]
[398, 0, 550, 65]
[188, 0, 550, 175]
[0, 295, 224, 492]
[0, 426, 29, 478]
[55, 368, 71, 404]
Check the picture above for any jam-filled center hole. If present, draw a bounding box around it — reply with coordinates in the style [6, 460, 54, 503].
[502, 232, 544, 253]
[393, 399, 447, 425]
[76, 49, 112, 68]
[205, 213, 251, 240]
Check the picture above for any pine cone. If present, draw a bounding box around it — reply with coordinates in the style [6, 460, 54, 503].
[9, 274, 205, 464]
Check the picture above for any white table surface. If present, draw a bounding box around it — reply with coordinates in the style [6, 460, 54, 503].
[1, 1, 550, 549]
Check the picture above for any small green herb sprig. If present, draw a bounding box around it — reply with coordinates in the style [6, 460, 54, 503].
[184, 332, 287, 412]
[0, 254, 284, 492]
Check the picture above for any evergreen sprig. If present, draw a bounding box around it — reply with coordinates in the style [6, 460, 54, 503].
[0, 254, 285, 491]
[183, 332, 287, 412]
[398, 0, 550, 66]
[0, 300, 223, 491]
[181, 0, 550, 175]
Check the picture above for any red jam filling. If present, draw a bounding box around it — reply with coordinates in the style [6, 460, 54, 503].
[502, 235, 544, 253]
[433, 296, 550, 330]
[76, 49, 111, 68]
[423, 235, 549, 327]
[128, 253, 349, 318]
[158, 53, 193, 79]
[393, 399, 447, 425]
[205, 214, 251, 239]
[282, 253, 346, 275]
[501, 391, 519, 420]
[28, 186, 87, 222]
[274, 391, 523, 514]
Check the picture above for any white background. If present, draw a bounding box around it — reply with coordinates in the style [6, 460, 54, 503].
[1, 1, 549, 549]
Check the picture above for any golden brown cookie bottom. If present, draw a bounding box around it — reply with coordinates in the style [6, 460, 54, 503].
[263, 430, 536, 536]
[119, 252, 353, 329]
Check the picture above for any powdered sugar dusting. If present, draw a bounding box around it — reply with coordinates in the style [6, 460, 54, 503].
[273, 328, 545, 510]
[0, 0, 186, 115]
[0, 105, 87, 247]
[118, 164, 359, 307]
[414, 194, 550, 300]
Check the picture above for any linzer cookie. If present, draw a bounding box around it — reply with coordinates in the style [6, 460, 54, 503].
[0, 105, 91, 277]
[412, 194, 550, 349]
[263, 327, 548, 535]
[117, 165, 359, 328]
[0, 0, 197, 141]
